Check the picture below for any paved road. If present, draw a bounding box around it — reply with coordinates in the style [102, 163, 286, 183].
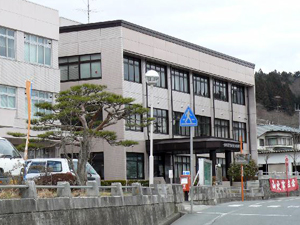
[173, 197, 300, 225]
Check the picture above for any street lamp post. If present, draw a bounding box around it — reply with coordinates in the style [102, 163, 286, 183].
[145, 70, 160, 186]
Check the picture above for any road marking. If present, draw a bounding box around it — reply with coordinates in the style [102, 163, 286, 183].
[249, 205, 262, 207]
[267, 205, 281, 208]
[228, 204, 243, 207]
[288, 206, 300, 208]
[232, 213, 291, 217]
[197, 212, 291, 218]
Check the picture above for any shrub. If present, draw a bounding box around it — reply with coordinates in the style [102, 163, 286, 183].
[228, 159, 258, 181]
[101, 180, 149, 187]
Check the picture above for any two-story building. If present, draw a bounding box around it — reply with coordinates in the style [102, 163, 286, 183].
[59, 20, 257, 182]
[0, 0, 60, 158]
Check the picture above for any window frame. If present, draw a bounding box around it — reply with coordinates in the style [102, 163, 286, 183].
[125, 107, 143, 132]
[213, 79, 228, 101]
[232, 84, 245, 105]
[171, 68, 189, 93]
[174, 156, 190, 178]
[26, 90, 52, 118]
[0, 85, 16, 109]
[173, 111, 190, 136]
[193, 74, 210, 98]
[146, 61, 167, 89]
[233, 121, 247, 143]
[151, 108, 169, 134]
[123, 55, 141, 83]
[126, 153, 144, 179]
[0, 26, 15, 59]
[59, 54, 102, 82]
[24, 33, 51, 66]
[195, 116, 211, 137]
[214, 119, 229, 138]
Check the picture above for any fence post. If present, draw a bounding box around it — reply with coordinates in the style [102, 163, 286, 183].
[132, 183, 143, 196]
[20, 180, 37, 199]
[111, 182, 124, 205]
[86, 181, 99, 197]
[57, 182, 72, 197]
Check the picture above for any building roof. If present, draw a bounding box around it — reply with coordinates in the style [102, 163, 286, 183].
[257, 125, 300, 137]
[60, 20, 255, 69]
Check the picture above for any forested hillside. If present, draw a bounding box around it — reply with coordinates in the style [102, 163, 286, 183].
[255, 70, 300, 116]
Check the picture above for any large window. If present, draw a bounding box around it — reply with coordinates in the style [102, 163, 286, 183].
[127, 153, 144, 179]
[171, 68, 189, 93]
[26, 90, 52, 118]
[214, 119, 229, 138]
[233, 122, 247, 143]
[193, 74, 209, 97]
[124, 56, 141, 83]
[125, 114, 142, 132]
[0, 85, 16, 109]
[151, 108, 168, 134]
[0, 26, 15, 58]
[173, 111, 189, 136]
[24, 34, 51, 66]
[174, 156, 190, 179]
[232, 84, 245, 105]
[59, 54, 101, 81]
[195, 116, 211, 137]
[213, 79, 228, 101]
[146, 62, 167, 88]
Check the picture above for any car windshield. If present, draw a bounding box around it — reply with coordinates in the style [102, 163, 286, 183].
[0, 139, 22, 158]
[72, 161, 97, 175]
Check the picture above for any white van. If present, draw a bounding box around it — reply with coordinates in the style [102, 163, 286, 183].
[0, 137, 24, 179]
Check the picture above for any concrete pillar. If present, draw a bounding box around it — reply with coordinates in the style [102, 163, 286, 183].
[86, 181, 99, 197]
[210, 150, 217, 176]
[111, 182, 123, 197]
[21, 180, 37, 199]
[132, 183, 143, 196]
[225, 151, 232, 180]
[57, 182, 72, 198]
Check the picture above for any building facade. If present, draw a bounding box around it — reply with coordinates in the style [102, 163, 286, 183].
[59, 20, 257, 182]
[0, 0, 60, 158]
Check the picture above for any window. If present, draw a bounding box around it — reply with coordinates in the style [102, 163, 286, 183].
[195, 116, 211, 137]
[233, 122, 247, 143]
[90, 152, 104, 180]
[146, 62, 167, 88]
[124, 56, 141, 83]
[0, 26, 15, 58]
[151, 108, 168, 134]
[24, 34, 51, 66]
[47, 161, 62, 172]
[125, 113, 142, 132]
[154, 155, 165, 177]
[214, 119, 229, 138]
[217, 158, 226, 177]
[213, 79, 228, 101]
[127, 153, 144, 179]
[171, 68, 189, 93]
[28, 162, 46, 174]
[59, 54, 101, 81]
[0, 85, 16, 109]
[232, 84, 245, 105]
[267, 138, 277, 146]
[173, 112, 190, 136]
[174, 156, 190, 178]
[259, 139, 264, 146]
[26, 90, 52, 118]
[193, 74, 209, 97]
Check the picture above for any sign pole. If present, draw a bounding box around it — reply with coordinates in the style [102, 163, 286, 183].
[285, 156, 289, 197]
[240, 136, 244, 202]
[190, 126, 194, 214]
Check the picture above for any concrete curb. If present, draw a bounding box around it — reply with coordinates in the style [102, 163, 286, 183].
[159, 212, 182, 225]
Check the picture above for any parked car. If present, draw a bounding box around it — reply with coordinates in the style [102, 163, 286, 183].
[25, 158, 101, 186]
[0, 137, 24, 184]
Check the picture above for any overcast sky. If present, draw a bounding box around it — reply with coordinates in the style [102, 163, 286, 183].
[30, 0, 300, 73]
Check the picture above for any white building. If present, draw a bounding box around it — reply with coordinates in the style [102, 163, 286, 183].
[0, 0, 60, 158]
[257, 125, 300, 173]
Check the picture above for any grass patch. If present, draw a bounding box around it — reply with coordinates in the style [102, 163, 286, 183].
[37, 189, 57, 198]
[0, 189, 20, 199]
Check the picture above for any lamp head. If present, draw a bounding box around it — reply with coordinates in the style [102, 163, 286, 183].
[145, 70, 159, 85]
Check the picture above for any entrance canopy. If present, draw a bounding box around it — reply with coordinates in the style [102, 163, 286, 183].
[146, 137, 240, 154]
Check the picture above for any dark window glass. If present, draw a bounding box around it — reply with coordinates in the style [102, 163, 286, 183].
[125, 106, 143, 132]
[233, 122, 247, 143]
[260, 139, 264, 146]
[124, 56, 141, 83]
[90, 152, 104, 179]
[195, 116, 211, 137]
[150, 108, 168, 134]
[213, 79, 228, 101]
[47, 161, 62, 172]
[173, 111, 189, 136]
[193, 74, 210, 97]
[171, 68, 189, 93]
[174, 156, 190, 178]
[59, 54, 101, 81]
[127, 153, 144, 179]
[232, 84, 245, 105]
[146, 62, 167, 88]
[214, 119, 229, 138]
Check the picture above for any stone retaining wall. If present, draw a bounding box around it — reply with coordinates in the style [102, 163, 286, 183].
[260, 179, 300, 199]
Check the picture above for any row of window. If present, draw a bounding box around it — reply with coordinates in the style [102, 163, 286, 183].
[0, 26, 52, 66]
[126, 107, 247, 142]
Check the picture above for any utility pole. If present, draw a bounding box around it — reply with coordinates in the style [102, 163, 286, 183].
[295, 104, 300, 129]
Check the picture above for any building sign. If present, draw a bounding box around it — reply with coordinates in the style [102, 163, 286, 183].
[223, 143, 240, 149]
[235, 154, 250, 165]
[269, 178, 299, 193]
[198, 158, 212, 186]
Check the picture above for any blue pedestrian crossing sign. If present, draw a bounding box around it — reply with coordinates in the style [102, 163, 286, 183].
[180, 106, 198, 127]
